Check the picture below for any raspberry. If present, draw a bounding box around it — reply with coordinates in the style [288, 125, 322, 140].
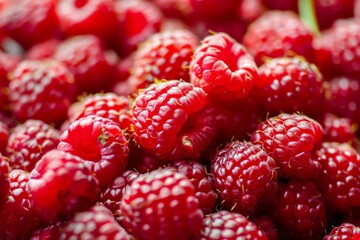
[169, 160, 218, 214]
[56, 0, 118, 43]
[271, 180, 327, 240]
[72, 92, 132, 131]
[30, 222, 64, 240]
[0, 120, 9, 155]
[7, 120, 60, 171]
[314, 142, 360, 213]
[251, 215, 279, 240]
[58, 115, 129, 188]
[128, 29, 199, 93]
[126, 143, 165, 173]
[187, 0, 241, 22]
[26, 38, 60, 60]
[0, 0, 60, 49]
[53, 35, 116, 94]
[313, 19, 360, 79]
[199, 210, 267, 240]
[28, 149, 99, 222]
[251, 113, 323, 179]
[120, 169, 203, 240]
[190, 32, 258, 102]
[99, 170, 141, 222]
[211, 141, 278, 215]
[60, 204, 132, 240]
[0, 154, 9, 205]
[324, 223, 360, 240]
[131, 80, 210, 161]
[114, 0, 163, 57]
[243, 11, 314, 65]
[0, 170, 41, 240]
[254, 57, 325, 119]
[8, 59, 77, 125]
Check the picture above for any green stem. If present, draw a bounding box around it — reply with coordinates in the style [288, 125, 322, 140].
[298, 0, 320, 35]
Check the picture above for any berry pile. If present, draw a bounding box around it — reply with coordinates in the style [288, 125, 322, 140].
[0, 0, 360, 239]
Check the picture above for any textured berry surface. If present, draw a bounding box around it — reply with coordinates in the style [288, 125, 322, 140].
[58, 115, 129, 188]
[28, 150, 99, 222]
[30, 222, 64, 240]
[254, 57, 325, 118]
[190, 32, 258, 101]
[60, 205, 131, 240]
[120, 169, 203, 240]
[8, 60, 77, 125]
[271, 180, 327, 239]
[199, 210, 267, 240]
[243, 10, 314, 65]
[0, 154, 9, 204]
[324, 223, 360, 240]
[251, 215, 279, 240]
[314, 142, 360, 213]
[7, 119, 60, 171]
[211, 140, 278, 215]
[131, 80, 210, 161]
[251, 113, 323, 179]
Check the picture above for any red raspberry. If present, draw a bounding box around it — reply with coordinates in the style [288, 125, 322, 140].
[199, 210, 267, 240]
[72, 92, 132, 132]
[56, 0, 118, 43]
[243, 11, 314, 65]
[314, 142, 360, 213]
[26, 39, 60, 60]
[30, 222, 64, 240]
[325, 77, 360, 131]
[59, 205, 132, 240]
[271, 180, 327, 240]
[8, 60, 77, 125]
[99, 170, 141, 222]
[131, 80, 210, 161]
[120, 169, 203, 240]
[187, 0, 241, 22]
[0, 121, 9, 155]
[211, 141, 278, 216]
[251, 215, 279, 240]
[0, 154, 9, 204]
[313, 19, 360, 79]
[58, 115, 129, 188]
[7, 120, 60, 171]
[251, 113, 323, 179]
[128, 29, 199, 93]
[126, 143, 164, 173]
[0, 0, 60, 49]
[190, 32, 258, 102]
[0, 170, 41, 240]
[254, 57, 325, 119]
[114, 0, 163, 57]
[344, 208, 360, 226]
[53, 35, 116, 94]
[324, 223, 360, 240]
[0, 50, 20, 111]
[28, 149, 99, 222]
[169, 160, 218, 214]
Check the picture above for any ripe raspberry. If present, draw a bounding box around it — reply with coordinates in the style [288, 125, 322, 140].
[114, 0, 163, 57]
[99, 170, 141, 222]
[7, 120, 60, 171]
[131, 80, 211, 161]
[251, 215, 279, 240]
[53, 35, 116, 94]
[128, 29, 199, 93]
[28, 149, 99, 222]
[58, 115, 129, 188]
[169, 160, 217, 214]
[0, 0, 60, 49]
[8, 60, 77, 125]
[56, 0, 118, 43]
[254, 57, 325, 119]
[313, 19, 360, 78]
[243, 11, 314, 65]
[120, 169, 203, 240]
[324, 223, 360, 240]
[211, 141, 278, 216]
[0, 170, 41, 240]
[271, 180, 327, 240]
[314, 142, 360, 213]
[60, 204, 132, 240]
[26, 38, 60, 60]
[325, 77, 360, 131]
[72, 92, 132, 132]
[251, 113, 323, 179]
[30, 222, 64, 240]
[199, 210, 267, 240]
[187, 0, 241, 22]
[190, 32, 258, 102]
[0, 154, 9, 205]
[0, 121, 9, 155]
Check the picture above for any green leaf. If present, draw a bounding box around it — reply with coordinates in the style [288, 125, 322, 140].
[298, 0, 320, 35]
